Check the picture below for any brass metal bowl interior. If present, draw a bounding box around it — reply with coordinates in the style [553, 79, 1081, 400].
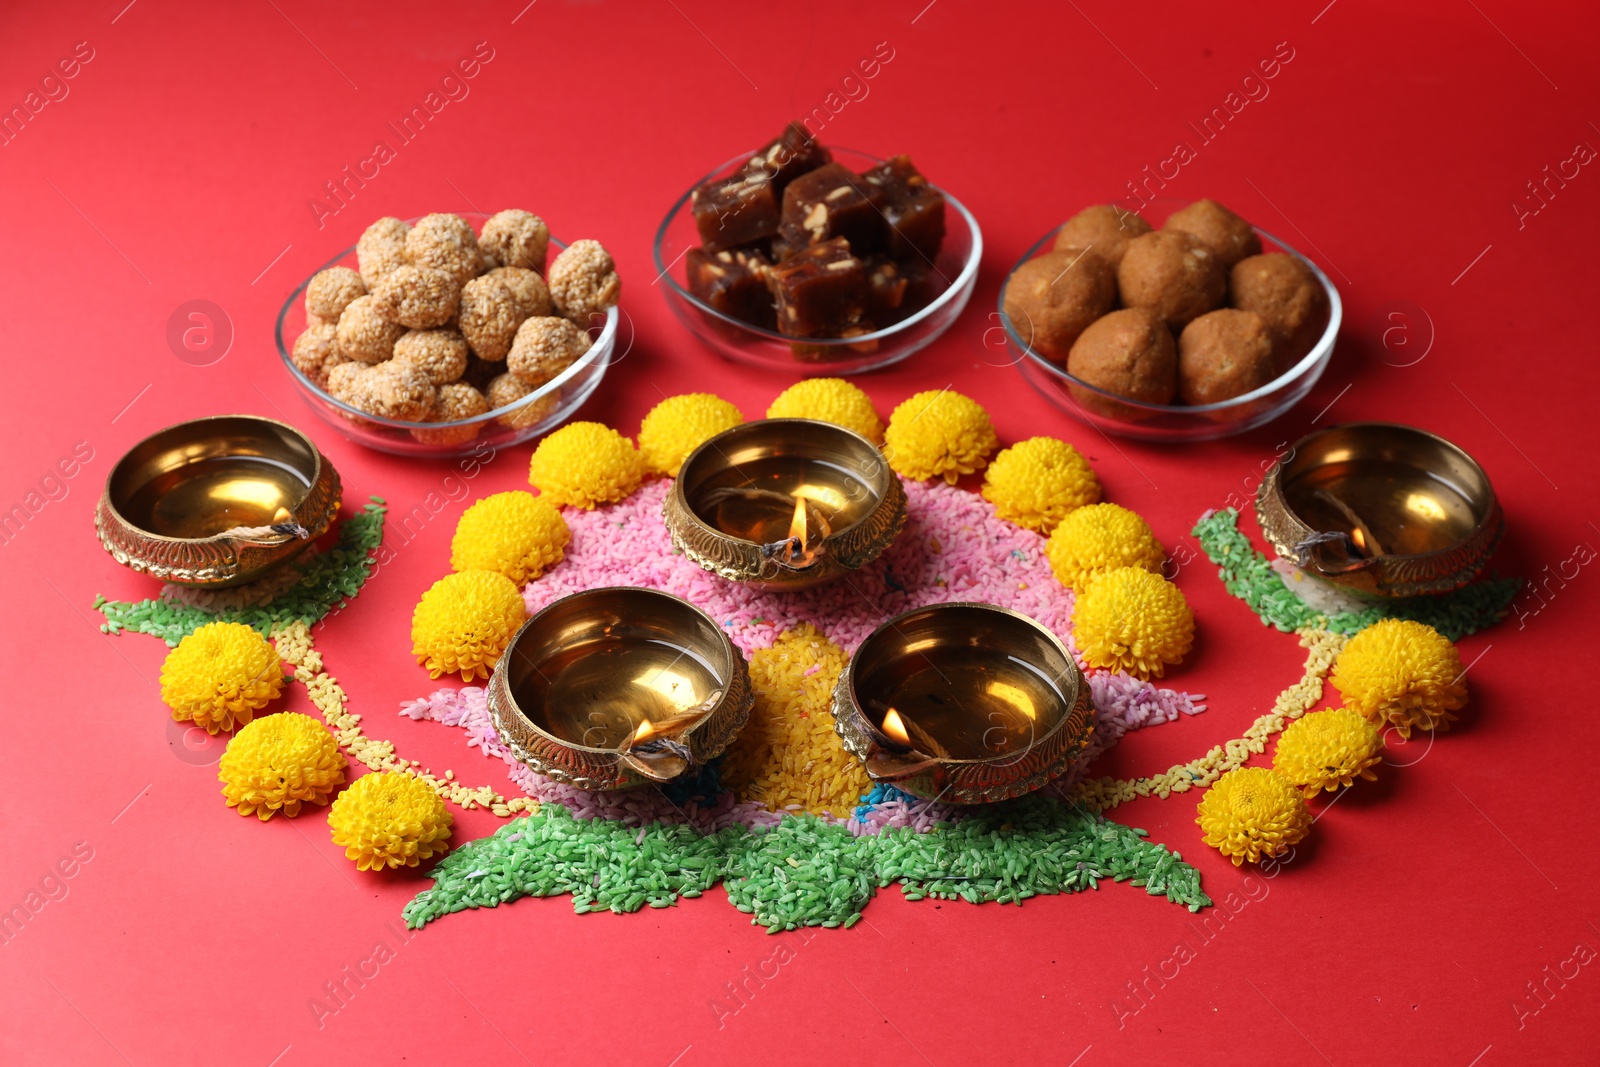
[833, 602, 1094, 804]
[663, 418, 906, 591]
[487, 587, 753, 791]
[1257, 422, 1503, 598]
[96, 414, 341, 587]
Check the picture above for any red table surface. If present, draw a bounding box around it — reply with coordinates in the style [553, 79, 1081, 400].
[2, 1, 1596, 1064]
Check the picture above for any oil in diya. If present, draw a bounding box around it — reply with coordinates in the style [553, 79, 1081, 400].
[513, 634, 725, 754]
[119, 455, 310, 539]
[831, 603, 1095, 804]
[96, 414, 342, 587]
[1257, 422, 1503, 598]
[663, 418, 907, 591]
[486, 587, 754, 790]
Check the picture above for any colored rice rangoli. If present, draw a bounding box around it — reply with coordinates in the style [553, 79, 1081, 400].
[93, 383, 1519, 934]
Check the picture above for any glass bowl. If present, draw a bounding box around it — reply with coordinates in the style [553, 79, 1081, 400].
[1001, 198, 1341, 442]
[653, 146, 982, 376]
[275, 215, 615, 458]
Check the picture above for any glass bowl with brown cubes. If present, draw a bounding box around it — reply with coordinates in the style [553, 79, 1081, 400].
[654, 122, 982, 374]
[1000, 197, 1341, 442]
[276, 211, 619, 457]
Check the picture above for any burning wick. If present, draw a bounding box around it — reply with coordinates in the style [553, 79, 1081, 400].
[1310, 488, 1386, 559]
[873, 703, 952, 759]
[881, 706, 911, 744]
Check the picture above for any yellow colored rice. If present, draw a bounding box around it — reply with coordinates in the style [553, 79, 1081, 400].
[720, 625, 870, 819]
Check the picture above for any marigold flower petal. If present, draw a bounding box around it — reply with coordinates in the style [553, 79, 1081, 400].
[637, 393, 743, 477]
[410, 570, 527, 682]
[450, 491, 570, 585]
[1195, 766, 1311, 865]
[328, 772, 453, 872]
[981, 435, 1101, 533]
[219, 711, 347, 820]
[1072, 566, 1194, 679]
[159, 621, 284, 735]
[766, 379, 884, 445]
[1332, 618, 1468, 739]
[883, 390, 998, 484]
[1045, 503, 1164, 591]
[528, 421, 643, 508]
[1272, 707, 1383, 797]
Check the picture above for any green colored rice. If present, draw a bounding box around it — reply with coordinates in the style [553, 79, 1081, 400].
[402, 797, 1211, 932]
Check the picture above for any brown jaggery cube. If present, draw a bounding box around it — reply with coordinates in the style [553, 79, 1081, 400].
[364, 360, 437, 422]
[767, 237, 868, 339]
[306, 266, 366, 322]
[393, 328, 469, 384]
[406, 213, 483, 284]
[457, 276, 524, 361]
[1164, 199, 1261, 270]
[1117, 230, 1227, 330]
[357, 217, 409, 289]
[486, 266, 552, 319]
[507, 316, 590, 386]
[744, 121, 832, 196]
[1229, 252, 1328, 370]
[370, 265, 460, 329]
[1002, 247, 1118, 362]
[412, 382, 491, 446]
[779, 162, 888, 255]
[291, 323, 347, 388]
[692, 172, 781, 252]
[687, 247, 776, 330]
[548, 239, 621, 324]
[479, 210, 549, 272]
[335, 295, 406, 364]
[1067, 308, 1178, 408]
[1178, 308, 1279, 405]
[487, 371, 560, 430]
[1053, 205, 1152, 267]
[860, 155, 945, 262]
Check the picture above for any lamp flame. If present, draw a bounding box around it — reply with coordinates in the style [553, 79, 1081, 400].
[789, 493, 808, 556]
[880, 706, 911, 745]
[1350, 526, 1368, 554]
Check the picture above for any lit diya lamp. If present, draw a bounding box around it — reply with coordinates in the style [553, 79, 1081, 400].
[487, 588, 753, 789]
[96, 414, 341, 587]
[832, 603, 1094, 804]
[662, 418, 907, 591]
[1257, 422, 1504, 598]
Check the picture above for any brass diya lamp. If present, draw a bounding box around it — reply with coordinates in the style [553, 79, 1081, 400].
[832, 603, 1095, 804]
[96, 414, 341, 587]
[663, 418, 907, 592]
[1257, 422, 1504, 598]
[487, 587, 753, 790]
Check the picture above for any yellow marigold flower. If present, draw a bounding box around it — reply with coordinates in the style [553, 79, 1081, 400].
[450, 491, 570, 585]
[219, 712, 347, 820]
[1072, 566, 1194, 679]
[528, 421, 643, 508]
[981, 436, 1101, 533]
[637, 393, 743, 477]
[328, 772, 453, 872]
[411, 570, 527, 682]
[883, 389, 998, 484]
[1333, 618, 1467, 739]
[767, 378, 884, 445]
[1273, 707, 1383, 798]
[1046, 503, 1164, 591]
[160, 621, 284, 735]
[1196, 766, 1311, 866]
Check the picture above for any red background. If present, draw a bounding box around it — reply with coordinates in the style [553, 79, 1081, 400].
[2, 2, 1596, 1064]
